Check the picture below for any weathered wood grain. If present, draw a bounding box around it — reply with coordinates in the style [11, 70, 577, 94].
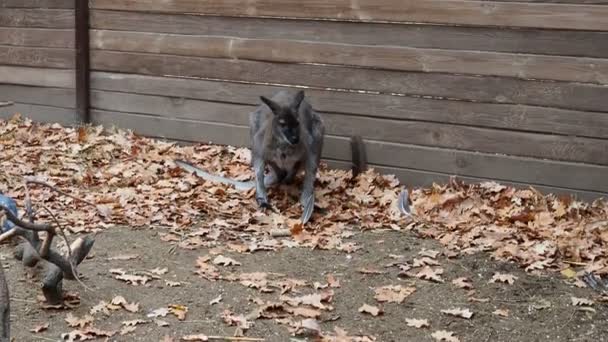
[89, 78, 608, 139]
[0, 9, 74, 28]
[90, 109, 249, 146]
[0, 45, 74, 68]
[359, 140, 608, 193]
[0, 0, 74, 8]
[0, 85, 75, 108]
[90, 51, 608, 113]
[325, 160, 606, 202]
[91, 30, 608, 85]
[89, 108, 608, 193]
[90, 90, 608, 165]
[0, 28, 74, 48]
[0, 66, 75, 88]
[321, 113, 608, 165]
[90, 90, 255, 126]
[0, 103, 76, 125]
[89, 0, 608, 31]
[90, 10, 608, 58]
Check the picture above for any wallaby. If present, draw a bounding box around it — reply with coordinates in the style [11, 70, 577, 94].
[250, 90, 324, 222]
[174, 89, 324, 224]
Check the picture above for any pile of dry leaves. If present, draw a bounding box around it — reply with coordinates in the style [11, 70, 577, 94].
[0, 115, 606, 275]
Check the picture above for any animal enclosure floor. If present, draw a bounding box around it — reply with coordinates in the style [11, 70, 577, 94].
[4, 227, 608, 342]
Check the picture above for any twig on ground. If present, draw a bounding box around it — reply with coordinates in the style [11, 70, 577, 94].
[39, 205, 93, 293]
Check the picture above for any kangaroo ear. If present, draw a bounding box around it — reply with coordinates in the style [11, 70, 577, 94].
[260, 96, 281, 115]
[292, 90, 305, 110]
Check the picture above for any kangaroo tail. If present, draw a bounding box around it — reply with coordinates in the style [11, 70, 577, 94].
[174, 159, 255, 192]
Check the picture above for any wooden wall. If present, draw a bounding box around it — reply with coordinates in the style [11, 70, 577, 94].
[2, 1, 608, 200]
[0, 0, 76, 124]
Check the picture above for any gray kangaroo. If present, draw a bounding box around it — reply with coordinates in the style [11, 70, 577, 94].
[174, 90, 324, 224]
[250, 90, 325, 222]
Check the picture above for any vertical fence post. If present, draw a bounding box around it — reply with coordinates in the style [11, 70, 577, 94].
[75, 0, 90, 124]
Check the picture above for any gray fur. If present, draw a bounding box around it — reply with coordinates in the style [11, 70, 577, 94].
[249, 90, 324, 222]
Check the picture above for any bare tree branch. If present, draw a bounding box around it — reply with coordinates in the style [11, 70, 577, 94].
[24, 178, 97, 208]
[0, 204, 53, 232]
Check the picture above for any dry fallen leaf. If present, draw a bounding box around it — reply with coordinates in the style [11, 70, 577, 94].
[419, 249, 441, 259]
[299, 318, 321, 336]
[165, 280, 182, 287]
[358, 268, 387, 275]
[358, 304, 383, 317]
[147, 307, 170, 318]
[120, 326, 137, 336]
[431, 330, 460, 342]
[451, 277, 473, 290]
[150, 267, 169, 275]
[489, 273, 518, 285]
[493, 309, 510, 317]
[65, 313, 94, 328]
[415, 266, 445, 283]
[405, 318, 430, 328]
[412, 257, 440, 267]
[327, 274, 341, 288]
[90, 301, 110, 316]
[108, 296, 140, 313]
[561, 268, 577, 279]
[110, 269, 152, 286]
[122, 319, 148, 327]
[374, 285, 416, 304]
[169, 304, 188, 320]
[30, 322, 49, 333]
[571, 297, 594, 306]
[155, 319, 170, 327]
[441, 308, 474, 319]
[213, 255, 242, 266]
[182, 334, 209, 341]
[61, 327, 117, 342]
[209, 295, 223, 305]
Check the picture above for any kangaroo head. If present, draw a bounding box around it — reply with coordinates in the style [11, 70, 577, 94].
[260, 90, 305, 146]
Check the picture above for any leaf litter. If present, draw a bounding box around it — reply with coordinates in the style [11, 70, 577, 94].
[3, 115, 608, 340]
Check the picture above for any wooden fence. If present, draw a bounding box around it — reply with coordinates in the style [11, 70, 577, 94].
[1, 0, 607, 200]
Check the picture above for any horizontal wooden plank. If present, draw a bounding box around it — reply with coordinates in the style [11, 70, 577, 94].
[0, 103, 76, 125]
[90, 108, 608, 194]
[0, 9, 74, 28]
[0, 28, 74, 48]
[326, 160, 607, 203]
[90, 90, 608, 165]
[360, 140, 608, 193]
[89, 78, 608, 139]
[322, 113, 608, 166]
[89, 0, 608, 31]
[0, 85, 75, 108]
[90, 51, 608, 113]
[91, 91, 254, 126]
[92, 30, 608, 85]
[0, 0, 74, 8]
[90, 10, 608, 58]
[0, 66, 75, 88]
[0, 45, 74, 68]
[90, 109, 352, 161]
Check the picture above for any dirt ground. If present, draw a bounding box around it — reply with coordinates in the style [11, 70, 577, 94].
[4, 226, 608, 342]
